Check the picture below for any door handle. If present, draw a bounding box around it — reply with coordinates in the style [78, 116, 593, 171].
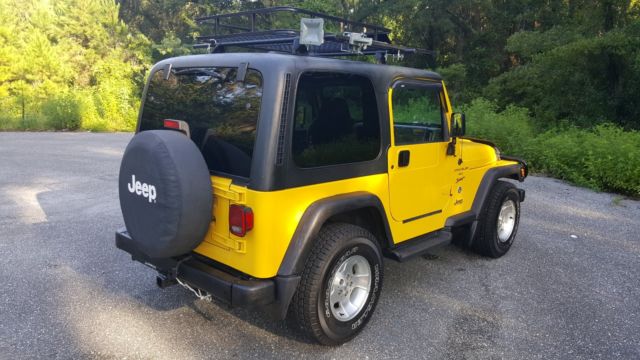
[398, 150, 410, 167]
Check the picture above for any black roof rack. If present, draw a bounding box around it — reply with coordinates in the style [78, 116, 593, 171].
[195, 7, 432, 64]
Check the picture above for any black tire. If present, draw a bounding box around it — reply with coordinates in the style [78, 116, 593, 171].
[291, 223, 383, 345]
[472, 180, 521, 258]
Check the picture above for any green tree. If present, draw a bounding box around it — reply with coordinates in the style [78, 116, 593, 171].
[486, 2, 640, 128]
[0, 0, 151, 130]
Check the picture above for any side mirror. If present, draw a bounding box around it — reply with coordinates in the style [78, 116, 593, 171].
[451, 112, 466, 138]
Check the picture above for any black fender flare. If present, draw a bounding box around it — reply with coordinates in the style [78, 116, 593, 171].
[445, 163, 526, 245]
[470, 163, 524, 217]
[277, 191, 392, 277]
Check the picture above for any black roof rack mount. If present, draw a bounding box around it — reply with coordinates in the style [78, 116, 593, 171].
[195, 6, 432, 64]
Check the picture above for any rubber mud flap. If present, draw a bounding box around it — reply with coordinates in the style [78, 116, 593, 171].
[118, 130, 212, 259]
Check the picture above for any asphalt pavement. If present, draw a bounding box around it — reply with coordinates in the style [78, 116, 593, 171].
[0, 132, 638, 359]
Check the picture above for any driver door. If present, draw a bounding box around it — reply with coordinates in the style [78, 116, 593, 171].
[387, 81, 455, 238]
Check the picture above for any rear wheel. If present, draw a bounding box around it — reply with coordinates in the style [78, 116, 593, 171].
[291, 223, 383, 345]
[472, 181, 521, 258]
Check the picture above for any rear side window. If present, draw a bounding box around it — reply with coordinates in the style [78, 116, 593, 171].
[391, 84, 444, 145]
[292, 72, 380, 168]
[140, 67, 263, 178]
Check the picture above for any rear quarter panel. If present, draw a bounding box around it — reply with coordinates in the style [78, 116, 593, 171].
[194, 174, 390, 278]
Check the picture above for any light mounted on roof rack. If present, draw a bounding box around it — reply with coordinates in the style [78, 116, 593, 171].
[300, 18, 325, 46]
[194, 6, 434, 64]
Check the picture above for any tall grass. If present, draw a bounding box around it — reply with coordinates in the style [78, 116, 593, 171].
[0, 88, 138, 132]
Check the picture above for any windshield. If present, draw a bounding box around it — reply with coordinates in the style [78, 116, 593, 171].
[139, 67, 263, 178]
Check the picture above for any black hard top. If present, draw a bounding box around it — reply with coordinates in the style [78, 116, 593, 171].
[144, 52, 444, 191]
[152, 52, 442, 83]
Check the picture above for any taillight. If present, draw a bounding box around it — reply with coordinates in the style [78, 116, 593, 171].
[163, 119, 190, 137]
[229, 204, 253, 237]
[163, 119, 180, 129]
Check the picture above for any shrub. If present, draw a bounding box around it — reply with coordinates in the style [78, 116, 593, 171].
[42, 92, 82, 130]
[462, 98, 640, 196]
[531, 125, 640, 195]
[461, 98, 535, 158]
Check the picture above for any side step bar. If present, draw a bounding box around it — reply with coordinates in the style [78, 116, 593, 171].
[388, 231, 452, 262]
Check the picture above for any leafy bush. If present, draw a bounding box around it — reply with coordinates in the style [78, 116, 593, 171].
[42, 93, 82, 130]
[463, 98, 640, 196]
[461, 98, 536, 158]
[530, 125, 640, 195]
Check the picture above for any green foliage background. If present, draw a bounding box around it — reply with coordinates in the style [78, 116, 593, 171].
[0, 0, 151, 131]
[0, 0, 638, 194]
[462, 99, 640, 196]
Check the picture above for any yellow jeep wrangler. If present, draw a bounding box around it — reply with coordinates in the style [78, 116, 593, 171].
[116, 7, 527, 345]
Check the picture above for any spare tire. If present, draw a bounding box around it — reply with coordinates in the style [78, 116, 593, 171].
[118, 130, 212, 259]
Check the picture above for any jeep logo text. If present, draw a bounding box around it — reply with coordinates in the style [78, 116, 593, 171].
[127, 174, 157, 203]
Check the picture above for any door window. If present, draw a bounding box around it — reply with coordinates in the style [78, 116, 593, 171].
[391, 84, 444, 145]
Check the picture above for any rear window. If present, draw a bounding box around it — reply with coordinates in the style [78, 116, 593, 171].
[139, 67, 263, 178]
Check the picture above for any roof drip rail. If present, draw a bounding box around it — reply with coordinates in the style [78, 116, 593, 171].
[194, 7, 434, 64]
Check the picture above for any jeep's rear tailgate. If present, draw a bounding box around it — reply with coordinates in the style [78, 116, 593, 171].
[202, 176, 246, 252]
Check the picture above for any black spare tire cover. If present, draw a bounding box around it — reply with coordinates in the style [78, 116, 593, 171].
[119, 130, 212, 259]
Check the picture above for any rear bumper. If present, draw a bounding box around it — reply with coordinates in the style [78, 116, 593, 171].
[115, 229, 299, 319]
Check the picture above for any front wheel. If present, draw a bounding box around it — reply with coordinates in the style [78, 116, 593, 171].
[290, 223, 383, 345]
[472, 180, 521, 258]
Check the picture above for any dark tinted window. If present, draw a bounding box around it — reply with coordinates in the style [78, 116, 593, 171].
[392, 84, 444, 145]
[140, 67, 262, 178]
[292, 72, 380, 167]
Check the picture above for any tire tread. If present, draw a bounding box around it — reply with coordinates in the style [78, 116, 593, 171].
[291, 223, 378, 345]
[473, 180, 519, 258]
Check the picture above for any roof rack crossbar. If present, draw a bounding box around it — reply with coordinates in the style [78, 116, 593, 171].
[196, 6, 390, 34]
[215, 23, 252, 32]
[197, 29, 298, 42]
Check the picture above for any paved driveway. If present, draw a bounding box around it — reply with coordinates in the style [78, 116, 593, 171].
[0, 133, 638, 359]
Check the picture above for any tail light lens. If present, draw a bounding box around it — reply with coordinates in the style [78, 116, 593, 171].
[163, 119, 191, 137]
[163, 119, 181, 129]
[229, 204, 253, 237]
